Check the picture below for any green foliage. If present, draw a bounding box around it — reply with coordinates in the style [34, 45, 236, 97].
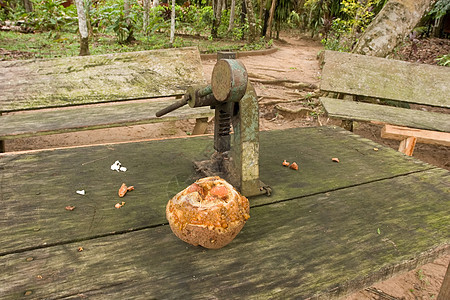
[0, 0, 29, 21]
[320, 0, 387, 52]
[275, 0, 295, 25]
[0, 30, 81, 58]
[321, 36, 349, 52]
[144, 6, 170, 34]
[90, 0, 141, 43]
[241, 37, 273, 51]
[27, 0, 78, 31]
[302, 0, 329, 36]
[436, 54, 450, 67]
[428, 0, 450, 19]
[287, 11, 301, 28]
[176, 5, 213, 36]
[1, 0, 273, 52]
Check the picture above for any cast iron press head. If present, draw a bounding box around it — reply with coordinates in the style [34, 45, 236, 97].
[156, 58, 270, 197]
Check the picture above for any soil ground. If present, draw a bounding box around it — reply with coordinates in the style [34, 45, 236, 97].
[3, 33, 449, 299]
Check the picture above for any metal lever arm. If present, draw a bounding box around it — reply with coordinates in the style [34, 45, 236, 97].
[155, 94, 190, 117]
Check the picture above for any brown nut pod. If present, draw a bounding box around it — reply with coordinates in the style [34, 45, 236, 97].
[166, 176, 250, 249]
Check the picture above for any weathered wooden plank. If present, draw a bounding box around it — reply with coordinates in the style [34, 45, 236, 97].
[0, 127, 436, 256]
[320, 50, 450, 108]
[0, 99, 213, 139]
[0, 169, 448, 299]
[0, 47, 206, 112]
[381, 125, 450, 146]
[320, 97, 450, 132]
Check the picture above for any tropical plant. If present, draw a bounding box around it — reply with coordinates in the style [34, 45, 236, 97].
[428, 0, 450, 19]
[321, 0, 387, 51]
[301, 0, 341, 37]
[437, 54, 450, 67]
[27, 0, 78, 30]
[273, 0, 295, 38]
[177, 5, 213, 36]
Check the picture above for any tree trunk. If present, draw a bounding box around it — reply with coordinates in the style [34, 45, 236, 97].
[228, 0, 236, 33]
[244, 0, 257, 42]
[353, 0, 436, 57]
[85, 1, 93, 36]
[143, 0, 150, 32]
[259, 0, 264, 20]
[265, 0, 276, 39]
[75, 0, 90, 56]
[152, 0, 159, 8]
[262, 8, 269, 37]
[124, 0, 131, 25]
[124, 0, 135, 43]
[240, 0, 247, 40]
[211, 0, 223, 38]
[170, 0, 175, 44]
[22, 0, 33, 12]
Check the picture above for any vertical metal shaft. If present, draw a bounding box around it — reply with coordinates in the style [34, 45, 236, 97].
[214, 102, 232, 153]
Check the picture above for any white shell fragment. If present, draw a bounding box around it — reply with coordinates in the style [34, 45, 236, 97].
[111, 160, 121, 171]
[76, 190, 86, 195]
[111, 160, 127, 172]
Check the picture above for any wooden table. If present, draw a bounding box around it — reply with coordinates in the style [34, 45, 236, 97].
[1, 127, 449, 299]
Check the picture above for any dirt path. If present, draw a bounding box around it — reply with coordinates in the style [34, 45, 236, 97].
[5, 33, 449, 299]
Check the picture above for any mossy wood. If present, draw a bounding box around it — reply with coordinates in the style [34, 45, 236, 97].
[320, 50, 449, 108]
[1, 127, 449, 299]
[321, 97, 450, 132]
[0, 47, 205, 112]
[0, 100, 213, 139]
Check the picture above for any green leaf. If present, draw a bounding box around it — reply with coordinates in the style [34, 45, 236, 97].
[377, 228, 381, 235]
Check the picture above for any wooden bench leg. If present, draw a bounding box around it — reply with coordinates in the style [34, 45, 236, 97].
[398, 136, 417, 156]
[341, 120, 354, 132]
[192, 117, 209, 135]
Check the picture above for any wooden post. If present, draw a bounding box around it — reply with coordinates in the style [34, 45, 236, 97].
[217, 51, 237, 60]
[340, 94, 355, 132]
[192, 117, 209, 135]
[341, 120, 354, 132]
[398, 136, 417, 156]
[438, 262, 450, 300]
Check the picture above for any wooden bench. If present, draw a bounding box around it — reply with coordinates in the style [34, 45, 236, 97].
[319, 50, 450, 156]
[0, 47, 214, 152]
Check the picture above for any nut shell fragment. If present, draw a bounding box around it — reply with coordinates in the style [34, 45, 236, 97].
[289, 162, 299, 170]
[118, 183, 134, 197]
[115, 201, 125, 209]
[166, 176, 250, 249]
